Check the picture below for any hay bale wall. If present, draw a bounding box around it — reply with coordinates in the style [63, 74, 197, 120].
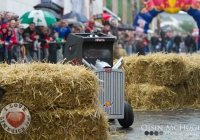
[0, 107, 109, 140]
[122, 53, 200, 110]
[122, 53, 188, 86]
[0, 63, 109, 140]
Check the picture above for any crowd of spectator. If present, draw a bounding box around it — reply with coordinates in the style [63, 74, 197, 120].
[0, 12, 199, 64]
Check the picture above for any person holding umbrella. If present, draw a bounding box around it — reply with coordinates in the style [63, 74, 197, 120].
[22, 22, 35, 40]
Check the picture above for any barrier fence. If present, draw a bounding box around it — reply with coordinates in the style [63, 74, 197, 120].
[0, 42, 65, 64]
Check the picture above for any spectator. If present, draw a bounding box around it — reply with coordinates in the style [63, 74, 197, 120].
[54, 20, 71, 39]
[110, 19, 118, 40]
[5, 28, 16, 63]
[0, 33, 6, 62]
[166, 34, 173, 53]
[102, 21, 117, 39]
[85, 20, 94, 33]
[39, 26, 50, 61]
[124, 38, 134, 56]
[136, 35, 146, 55]
[4, 12, 11, 21]
[31, 32, 41, 61]
[160, 29, 167, 52]
[185, 32, 194, 54]
[0, 15, 2, 25]
[15, 19, 20, 29]
[23, 22, 35, 39]
[52, 31, 64, 61]
[174, 33, 182, 53]
[2, 19, 9, 27]
[8, 19, 18, 62]
[13, 25, 24, 62]
[150, 33, 159, 53]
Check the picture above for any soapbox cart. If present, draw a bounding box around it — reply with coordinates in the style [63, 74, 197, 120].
[63, 32, 134, 128]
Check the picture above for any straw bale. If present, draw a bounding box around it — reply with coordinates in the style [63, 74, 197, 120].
[182, 55, 200, 107]
[113, 48, 127, 60]
[146, 53, 188, 86]
[121, 55, 152, 83]
[0, 107, 110, 140]
[0, 63, 99, 110]
[125, 83, 189, 110]
[125, 84, 177, 110]
[121, 54, 189, 86]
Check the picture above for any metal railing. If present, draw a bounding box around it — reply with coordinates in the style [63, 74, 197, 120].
[0, 42, 65, 64]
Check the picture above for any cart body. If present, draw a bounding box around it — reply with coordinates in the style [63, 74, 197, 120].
[63, 32, 134, 127]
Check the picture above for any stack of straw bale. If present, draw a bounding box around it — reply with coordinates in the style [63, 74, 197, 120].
[113, 45, 127, 60]
[121, 53, 200, 110]
[0, 63, 109, 140]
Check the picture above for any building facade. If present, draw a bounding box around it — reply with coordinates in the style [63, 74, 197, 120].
[102, 0, 135, 24]
[0, 0, 90, 19]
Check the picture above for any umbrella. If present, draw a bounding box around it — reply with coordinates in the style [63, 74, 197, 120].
[34, 3, 61, 14]
[118, 24, 135, 31]
[73, 22, 83, 27]
[34, 8, 61, 20]
[20, 10, 57, 26]
[102, 13, 111, 21]
[64, 18, 77, 24]
[62, 11, 88, 23]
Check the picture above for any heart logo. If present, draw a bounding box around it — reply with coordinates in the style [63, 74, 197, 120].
[6, 112, 25, 128]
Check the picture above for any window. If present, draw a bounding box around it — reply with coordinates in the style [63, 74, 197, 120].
[126, 0, 131, 24]
[106, 0, 112, 11]
[118, 0, 122, 19]
[84, 49, 111, 59]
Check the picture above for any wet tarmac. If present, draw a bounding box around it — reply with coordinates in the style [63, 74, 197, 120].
[110, 109, 200, 140]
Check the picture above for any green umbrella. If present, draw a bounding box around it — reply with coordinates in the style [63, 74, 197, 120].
[20, 10, 57, 26]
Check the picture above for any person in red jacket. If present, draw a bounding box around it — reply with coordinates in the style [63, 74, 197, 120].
[0, 24, 8, 40]
[85, 20, 95, 33]
[8, 19, 18, 63]
[0, 24, 8, 62]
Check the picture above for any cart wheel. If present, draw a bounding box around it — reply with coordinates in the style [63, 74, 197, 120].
[118, 101, 134, 128]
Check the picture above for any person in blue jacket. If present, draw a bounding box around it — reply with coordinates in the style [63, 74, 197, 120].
[54, 20, 72, 40]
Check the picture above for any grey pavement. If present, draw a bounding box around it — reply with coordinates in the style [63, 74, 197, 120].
[110, 109, 200, 140]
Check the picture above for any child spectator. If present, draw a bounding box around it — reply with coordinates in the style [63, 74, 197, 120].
[52, 31, 64, 61]
[31, 32, 41, 61]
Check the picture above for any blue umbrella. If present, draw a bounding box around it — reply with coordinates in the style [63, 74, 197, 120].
[61, 11, 88, 23]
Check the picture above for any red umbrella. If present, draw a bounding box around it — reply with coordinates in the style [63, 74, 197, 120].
[102, 13, 111, 21]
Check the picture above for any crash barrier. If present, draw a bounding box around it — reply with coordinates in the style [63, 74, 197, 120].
[0, 63, 110, 140]
[119, 53, 200, 110]
[0, 42, 66, 64]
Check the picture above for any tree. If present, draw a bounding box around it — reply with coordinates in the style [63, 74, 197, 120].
[179, 21, 195, 33]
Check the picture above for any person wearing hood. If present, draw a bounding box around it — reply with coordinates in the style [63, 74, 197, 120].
[0, 24, 8, 40]
[85, 20, 94, 33]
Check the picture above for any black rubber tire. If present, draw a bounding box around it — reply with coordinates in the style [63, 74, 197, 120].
[118, 101, 134, 128]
